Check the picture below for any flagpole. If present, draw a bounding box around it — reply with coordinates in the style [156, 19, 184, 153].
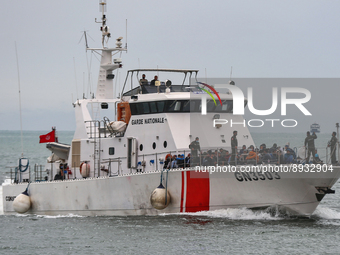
[15, 42, 24, 157]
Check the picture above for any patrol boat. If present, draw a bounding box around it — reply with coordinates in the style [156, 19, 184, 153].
[2, 1, 340, 216]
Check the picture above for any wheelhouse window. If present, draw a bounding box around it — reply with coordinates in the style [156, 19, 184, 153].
[167, 100, 181, 112]
[142, 102, 150, 114]
[130, 100, 236, 115]
[150, 102, 157, 113]
[157, 101, 165, 112]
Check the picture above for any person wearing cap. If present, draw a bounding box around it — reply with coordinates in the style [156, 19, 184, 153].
[189, 137, 201, 165]
[230, 131, 238, 165]
[328, 131, 337, 164]
[304, 131, 317, 163]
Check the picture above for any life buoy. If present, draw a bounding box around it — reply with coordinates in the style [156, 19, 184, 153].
[79, 162, 84, 174]
[79, 162, 90, 178]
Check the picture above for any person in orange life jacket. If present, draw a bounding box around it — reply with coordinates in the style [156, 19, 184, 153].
[246, 145, 259, 163]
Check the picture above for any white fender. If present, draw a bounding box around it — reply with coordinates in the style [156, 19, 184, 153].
[13, 192, 31, 214]
[150, 185, 171, 210]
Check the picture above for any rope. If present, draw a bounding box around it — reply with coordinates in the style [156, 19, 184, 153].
[165, 169, 169, 205]
[157, 169, 169, 205]
[23, 182, 31, 196]
[19, 158, 29, 172]
[157, 170, 164, 189]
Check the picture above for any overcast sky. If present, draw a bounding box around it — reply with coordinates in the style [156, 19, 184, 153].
[0, 0, 339, 132]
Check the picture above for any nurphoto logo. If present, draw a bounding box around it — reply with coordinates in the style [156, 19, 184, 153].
[198, 83, 312, 128]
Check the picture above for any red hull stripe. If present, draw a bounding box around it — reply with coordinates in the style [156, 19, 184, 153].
[183, 171, 210, 212]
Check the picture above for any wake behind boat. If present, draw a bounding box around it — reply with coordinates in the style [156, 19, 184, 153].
[2, 1, 340, 217]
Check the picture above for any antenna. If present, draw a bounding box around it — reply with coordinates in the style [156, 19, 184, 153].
[78, 31, 90, 49]
[229, 66, 235, 85]
[99, 0, 107, 13]
[86, 52, 93, 99]
[15, 42, 24, 157]
[96, 0, 110, 47]
[83, 72, 85, 99]
[73, 57, 78, 99]
[125, 19, 128, 50]
[84, 31, 89, 49]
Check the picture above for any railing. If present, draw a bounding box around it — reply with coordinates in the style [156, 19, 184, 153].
[4, 144, 338, 184]
[85, 118, 125, 139]
[95, 145, 339, 177]
[5, 164, 49, 184]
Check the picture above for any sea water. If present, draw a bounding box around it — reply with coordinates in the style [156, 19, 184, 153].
[0, 130, 339, 254]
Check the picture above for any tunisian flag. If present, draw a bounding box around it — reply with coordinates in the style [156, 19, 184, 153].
[39, 130, 56, 143]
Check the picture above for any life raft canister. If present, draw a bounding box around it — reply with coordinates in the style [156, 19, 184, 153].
[117, 102, 131, 124]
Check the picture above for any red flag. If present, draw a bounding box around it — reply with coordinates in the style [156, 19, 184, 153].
[39, 130, 56, 143]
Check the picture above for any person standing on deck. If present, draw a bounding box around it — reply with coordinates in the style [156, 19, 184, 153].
[328, 131, 338, 164]
[230, 131, 238, 165]
[139, 74, 148, 85]
[189, 137, 201, 165]
[305, 131, 317, 163]
[150, 75, 159, 86]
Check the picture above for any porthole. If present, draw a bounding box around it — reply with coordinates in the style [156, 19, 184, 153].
[152, 142, 156, 149]
[163, 141, 167, 148]
[140, 144, 143, 151]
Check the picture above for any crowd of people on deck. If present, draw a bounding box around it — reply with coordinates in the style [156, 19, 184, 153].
[162, 131, 339, 169]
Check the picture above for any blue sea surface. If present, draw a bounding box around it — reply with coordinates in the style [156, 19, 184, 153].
[0, 131, 340, 254]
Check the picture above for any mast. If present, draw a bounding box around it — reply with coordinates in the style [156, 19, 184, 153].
[15, 42, 24, 157]
[88, 0, 127, 99]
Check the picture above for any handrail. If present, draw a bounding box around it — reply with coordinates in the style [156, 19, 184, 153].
[5, 144, 338, 185]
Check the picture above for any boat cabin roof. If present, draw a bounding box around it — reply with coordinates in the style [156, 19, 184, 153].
[122, 68, 199, 96]
[127, 68, 199, 74]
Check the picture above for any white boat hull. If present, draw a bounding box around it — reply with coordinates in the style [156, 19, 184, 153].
[3, 166, 340, 216]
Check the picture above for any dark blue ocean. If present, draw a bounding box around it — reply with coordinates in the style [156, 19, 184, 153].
[1, 131, 340, 254]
